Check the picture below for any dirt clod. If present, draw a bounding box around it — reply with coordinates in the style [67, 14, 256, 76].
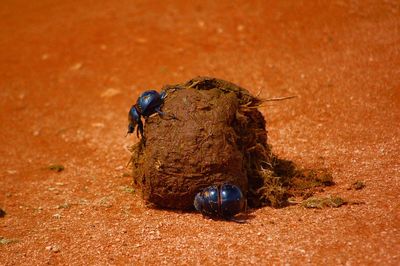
[47, 164, 65, 172]
[349, 180, 366, 190]
[0, 236, 18, 245]
[45, 245, 61, 253]
[0, 208, 5, 218]
[302, 196, 347, 209]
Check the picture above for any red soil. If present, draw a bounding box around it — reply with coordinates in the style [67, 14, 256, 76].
[1, 0, 399, 264]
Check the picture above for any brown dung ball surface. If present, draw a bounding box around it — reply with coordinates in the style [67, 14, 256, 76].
[131, 77, 272, 210]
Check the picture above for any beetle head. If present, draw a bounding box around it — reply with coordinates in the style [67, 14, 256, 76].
[193, 192, 204, 212]
[127, 105, 140, 135]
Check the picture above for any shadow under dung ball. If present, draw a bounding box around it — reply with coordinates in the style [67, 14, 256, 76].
[131, 77, 273, 210]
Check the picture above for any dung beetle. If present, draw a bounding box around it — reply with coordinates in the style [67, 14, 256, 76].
[127, 90, 167, 138]
[194, 183, 246, 222]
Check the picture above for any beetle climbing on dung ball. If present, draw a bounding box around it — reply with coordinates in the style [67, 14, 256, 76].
[127, 90, 169, 138]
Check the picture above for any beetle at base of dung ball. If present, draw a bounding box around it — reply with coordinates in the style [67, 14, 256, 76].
[194, 183, 247, 223]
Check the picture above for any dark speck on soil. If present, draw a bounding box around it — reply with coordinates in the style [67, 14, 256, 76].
[0, 208, 6, 218]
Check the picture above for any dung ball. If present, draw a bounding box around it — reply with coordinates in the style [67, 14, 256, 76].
[131, 77, 272, 210]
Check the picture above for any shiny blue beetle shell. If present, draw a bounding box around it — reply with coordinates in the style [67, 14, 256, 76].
[194, 183, 245, 219]
[194, 185, 219, 216]
[136, 90, 166, 117]
[220, 183, 245, 217]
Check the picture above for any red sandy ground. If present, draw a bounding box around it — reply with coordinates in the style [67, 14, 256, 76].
[1, 0, 399, 264]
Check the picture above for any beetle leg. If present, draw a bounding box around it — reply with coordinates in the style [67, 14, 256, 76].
[155, 106, 165, 117]
[160, 88, 180, 100]
[156, 106, 178, 120]
[168, 113, 178, 120]
[135, 118, 144, 139]
[160, 90, 167, 100]
[156, 106, 179, 120]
